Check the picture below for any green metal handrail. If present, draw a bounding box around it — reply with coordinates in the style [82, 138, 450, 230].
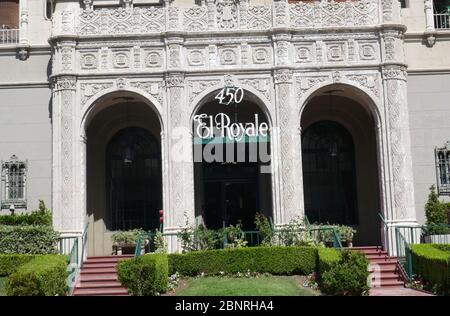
[378, 213, 390, 256]
[395, 227, 413, 280]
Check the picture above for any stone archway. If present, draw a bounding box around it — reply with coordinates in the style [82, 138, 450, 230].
[84, 91, 163, 256]
[191, 88, 274, 234]
[300, 85, 382, 245]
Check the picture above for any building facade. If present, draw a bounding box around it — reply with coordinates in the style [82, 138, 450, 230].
[0, 0, 449, 255]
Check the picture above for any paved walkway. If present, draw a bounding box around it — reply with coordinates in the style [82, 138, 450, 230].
[369, 287, 433, 296]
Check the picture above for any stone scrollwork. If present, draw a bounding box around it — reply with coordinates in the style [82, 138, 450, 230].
[188, 79, 221, 103]
[80, 82, 114, 106]
[274, 69, 293, 84]
[346, 74, 380, 97]
[217, 0, 238, 30]
[166, 74, 185, 87]
[238, 78, 272, 102]
[130, 81, 164, 105]
[54, 76, 77, 91]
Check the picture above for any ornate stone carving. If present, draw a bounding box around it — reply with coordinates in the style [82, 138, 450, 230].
[54, 76, 77, 91]
[332, 71, 342, 82]
[166, 74, 185, 87]
[183, 7, 208, 31]
[274, 69, 293, 84]
[219, 47, 238, 65]
[296, 75, 328, 99]
[60, 47, 73, 72]
[346, 74, 380, 97]
[239, 78, 271, 102]
[247, 5, 272, 30]
[80, 82, 114, 105]
[217, 0, 238, 29]
[145, 51, 162, 68]
[130, 81, 164, 104]
[188, 79, 221, 103]
[224, 74, 235, 87]
[80, 53, 98, 70]
[276, 41, 290, 66]
[116, 78, 128, 89]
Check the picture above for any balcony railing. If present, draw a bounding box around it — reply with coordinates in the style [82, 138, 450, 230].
[0, 28, 19, 45]
[434, 13, 450, 29]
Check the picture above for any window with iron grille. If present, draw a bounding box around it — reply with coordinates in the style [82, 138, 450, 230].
[436, 142, 450, 196]
[1, 155, 27, 210]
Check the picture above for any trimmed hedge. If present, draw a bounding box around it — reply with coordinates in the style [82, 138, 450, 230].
[169, 246, 317, 276]
[0, 201, 52, 226]
[317, 247, 341, 282]
[0, 225, 59, 254]
[320, 250, 370, 296]
[7, 255, 68, 296]
[117, 253, 168, 296]
[0, 254, 38, 277]
[411, 244, 450, 294]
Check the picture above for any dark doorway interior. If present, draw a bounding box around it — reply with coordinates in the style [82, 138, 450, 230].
[302, 120, 358, 225]
[202, 162, 259, 230]
[106, 127, 162, 231]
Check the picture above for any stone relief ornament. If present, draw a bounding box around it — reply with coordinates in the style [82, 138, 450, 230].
[54, 77, 77, 91]
[188, 80, 221, 103]
[332, 71, 342, 82]
[239, 78, 271, 102]
[130, 81, 164, 104]
[346, 74, 380, 97]
[166, 74, 185, 87]
[217, 0, 238, 29]
[183, 7, 208, 31]
[274, 70, 293, 84]
[116, 78, 128, 89]
[247, 5, 272, 30]
[61, 47, 73, 71]
[81, 53, 97, 70]
[224, 74, 235, 87]
[145, 51, 162, 68]
[220, 48, 238, 65]
[80, 82, 114, 105]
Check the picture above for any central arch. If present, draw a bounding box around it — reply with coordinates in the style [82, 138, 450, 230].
[192, 88, 274, 233]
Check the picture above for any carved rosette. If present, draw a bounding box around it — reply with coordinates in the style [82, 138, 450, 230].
[383, 66, 414, 220]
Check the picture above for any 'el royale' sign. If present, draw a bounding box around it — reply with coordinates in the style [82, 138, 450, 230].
[193, 113, 269, 142]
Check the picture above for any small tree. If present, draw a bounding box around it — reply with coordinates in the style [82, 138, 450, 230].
[425, 185, 447, 226]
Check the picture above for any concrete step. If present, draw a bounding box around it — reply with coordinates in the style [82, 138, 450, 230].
[76, 281, 123, 289]
[81, 267, 117, 274]
[80, 273, 118, 282]
[73, 287, 129, 296]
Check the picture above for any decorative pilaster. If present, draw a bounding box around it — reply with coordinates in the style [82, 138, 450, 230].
[382, 66, 416, 222]
[52, 76, 83, 233]
[274, 69, 304, 226]
[273, 0, 289, 28]
[165, 73, 195, 252]
[424, 0, 437, 47]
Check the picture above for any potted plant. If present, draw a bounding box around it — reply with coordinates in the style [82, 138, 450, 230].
[111, 228, 147, 255]
[338, 225, 356, 247]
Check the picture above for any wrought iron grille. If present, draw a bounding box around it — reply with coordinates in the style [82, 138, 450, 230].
[436, 142, 450, 195]
[1, 155, 27, 209]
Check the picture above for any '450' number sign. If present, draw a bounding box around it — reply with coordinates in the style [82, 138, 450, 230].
[215, 87, 244, 105]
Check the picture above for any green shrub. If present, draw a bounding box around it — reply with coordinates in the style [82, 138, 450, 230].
[0, 200, 52, 226]
[0, 225, 59, 254]
[425, 185, 448, 226]
[117, 253, 168, 296]
[7, 255, 67, 296]
[111, 228, 146, 246]
[0, 254, 38, 277]
[317, 247, 341, 282]
[411, 244, 449, 294]
[254, 213, 274, 245]
[169, 246, 317, 276]
[321, 250, 369, 296]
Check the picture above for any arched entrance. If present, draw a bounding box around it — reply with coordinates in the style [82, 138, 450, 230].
[302, 120, 358, 225]
[192, 91, 273, 231]
[301, 86, 381, 245]
[106, 127, 161, 231]
[85, 92, 162, 255]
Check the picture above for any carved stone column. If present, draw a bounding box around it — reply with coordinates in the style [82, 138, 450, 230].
[52, 76, 84, 234]
[274, 69, 305, 226]
[382, 66, 416, 223]
[165, 73, 195, 252]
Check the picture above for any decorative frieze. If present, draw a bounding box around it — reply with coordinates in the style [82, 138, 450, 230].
[80, 82, 113, 106]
